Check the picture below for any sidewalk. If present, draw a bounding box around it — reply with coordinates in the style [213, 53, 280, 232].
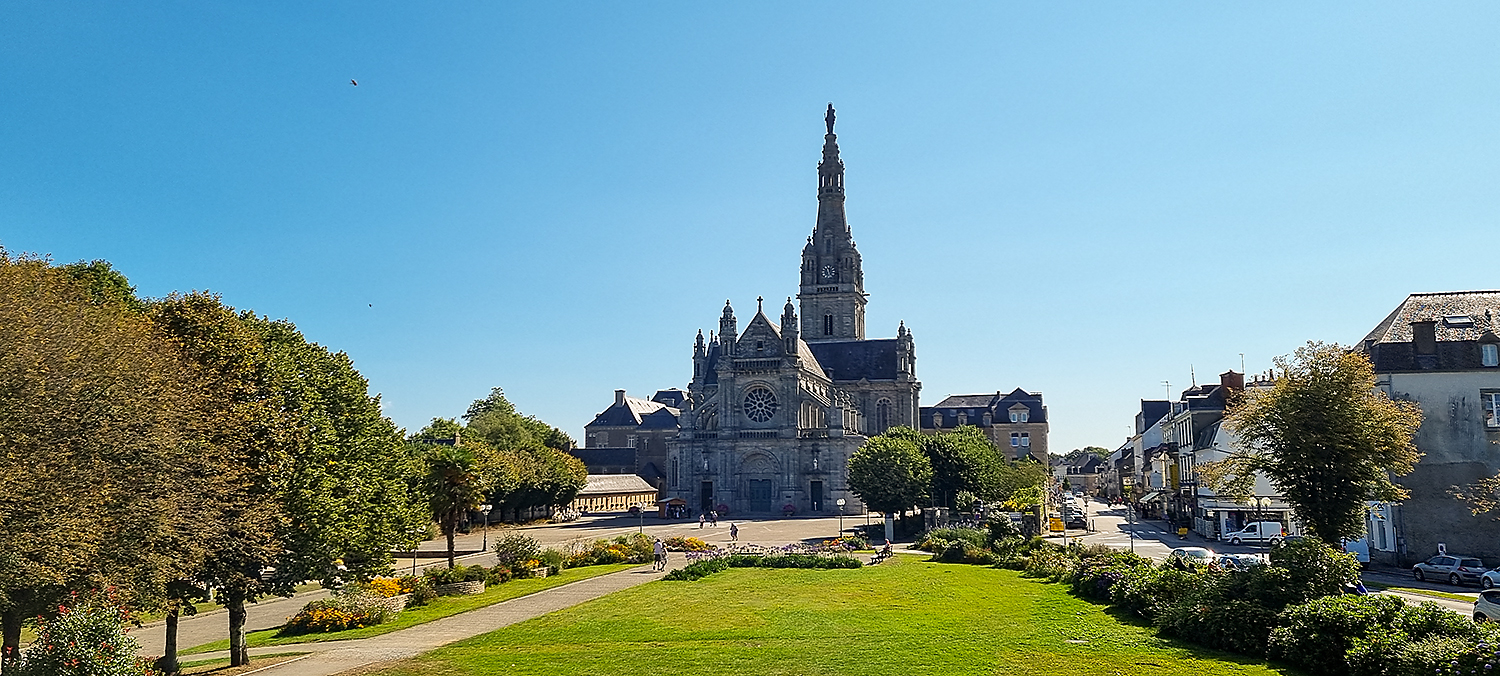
[187, 562, 671, 676]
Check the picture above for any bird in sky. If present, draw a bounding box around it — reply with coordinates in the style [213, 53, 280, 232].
[350, 79, 358, 86]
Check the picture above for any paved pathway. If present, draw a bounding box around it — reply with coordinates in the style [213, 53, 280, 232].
[184, 563, 673, 676]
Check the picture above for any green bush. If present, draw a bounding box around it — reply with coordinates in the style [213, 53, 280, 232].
[1267, 594, 1406, 674]
[1152, 574, 1281, 657]
[986, 518, 1021, 545]
[1068, 548, 1151, 602]
[1022, 545, 1079, 582]
[280, 588, 398, 636]
[493, 533, 542, 568]
[1269, 537, 1360, 605]
[424, 564, 487, 585]
[1343, 602, 1498, 676]
[1109, 565, 1202, 621]
[396, 575, 438, 607]
[938, 541, 996, 565]
[540, 548, 566, 573]
[13, 591, 154, 676]
[663, 558, 729, 581]
[916, 526, 986, 553]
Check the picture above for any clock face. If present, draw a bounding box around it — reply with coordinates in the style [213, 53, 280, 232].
[820, 265, 836, 280]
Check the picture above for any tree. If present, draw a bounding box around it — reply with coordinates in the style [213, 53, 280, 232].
[883, 426, 1002, 507]
[848, 435, 933, 542]
[462, 388, 575, 452]
[0, 255, 203, 670]
[420, 443, 493, 568]
[1205, 342, 1422, 545]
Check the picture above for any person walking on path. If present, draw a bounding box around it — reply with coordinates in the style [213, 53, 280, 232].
[710, 511, 718, 527]
[729, 523, 739, 542]
[653, 538, 667, 571]
[698, 513, 705, 529]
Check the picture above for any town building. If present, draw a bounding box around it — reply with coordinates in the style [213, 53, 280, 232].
[567, 474, 660, 514]
[1359, 291, 1500, 564]
[665, 106, 921, 517]
[575, 389, 684, 496]
[919, 389, 1050, 462]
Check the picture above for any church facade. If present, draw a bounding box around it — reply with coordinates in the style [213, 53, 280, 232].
[666, 106, 921, 517]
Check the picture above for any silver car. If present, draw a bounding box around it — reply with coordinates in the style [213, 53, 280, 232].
[1413, 555, 1486, 586]
[1475, 589, 1500, 622]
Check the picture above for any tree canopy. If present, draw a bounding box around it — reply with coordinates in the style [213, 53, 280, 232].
[883, 426, 1002, 506]
[847, 435, 933, 515]
[1205, 341, 1422, 545]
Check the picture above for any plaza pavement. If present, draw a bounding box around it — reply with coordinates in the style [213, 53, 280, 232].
[136, 513, 875, 668]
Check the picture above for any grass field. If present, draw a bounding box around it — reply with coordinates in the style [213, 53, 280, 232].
[180, 563, 635, 654]
[356, 556, 1296, 676]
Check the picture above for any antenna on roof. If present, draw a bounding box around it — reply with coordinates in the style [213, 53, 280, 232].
[1240, 353, 1245, 374]
[1190, 365, 1196, 387]
[1162, 380, 1171, 400]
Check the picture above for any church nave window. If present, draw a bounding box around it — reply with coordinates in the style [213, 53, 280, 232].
[875, 399, 892, 433]
[824, 313, 834, 336]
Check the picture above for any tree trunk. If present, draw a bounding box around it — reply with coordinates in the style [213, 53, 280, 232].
[155, 606, 180, 675]
[226, 588, 249, 667]
[2, 609, 21, 675]
[446, 526, 457, 569]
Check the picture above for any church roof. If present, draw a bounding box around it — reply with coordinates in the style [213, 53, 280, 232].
[807, 338, 901, 382]
[639, 407, 681, 429]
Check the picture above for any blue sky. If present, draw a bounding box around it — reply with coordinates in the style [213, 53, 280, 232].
[5, 3, 1499, 454]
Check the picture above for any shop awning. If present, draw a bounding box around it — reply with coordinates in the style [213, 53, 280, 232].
[1139, 491, 1163, 503]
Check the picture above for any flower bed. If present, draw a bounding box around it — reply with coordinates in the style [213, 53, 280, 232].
[665, 545, 863, 582]
[280, 589, 399, 636]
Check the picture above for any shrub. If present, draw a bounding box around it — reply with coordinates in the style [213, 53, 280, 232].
[484, 565, 513, 586]
[1022, 545, 1079, 582]
[1069, 548, 1150, 602]
[1269, 537, 1360, 605]
[493, 533, 542, 568]
[986, 518, 1021, 545]
[664, 536, 715, 552]
[364, 577, 403, 598]
[1151, 569, 1281, 657]
[917, 526, 986, 553]
[1109, 565, 1202, 621]
[424, 564, 486, 585]
[1343, 602, 1498, 676]
[938, 541, 994, 565]
[396, 575, 437, 607]
[540, 548, 567, 573]
[12, 591, 154, 676]
[1267, 594, 1406, 674]
[664, 558, 728, 581]
[280, 589, 397, 636]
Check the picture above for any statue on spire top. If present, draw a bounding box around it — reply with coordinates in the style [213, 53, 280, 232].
[825, 103, 836, 134]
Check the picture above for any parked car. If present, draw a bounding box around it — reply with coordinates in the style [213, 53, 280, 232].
[1481, 568, 1500, 589]
[1221, 521, 1285, 546]
[1475, 589, 1500, 621]
[1215, 553, 1263, 571]
[1413, 555, 1487, 586]
[1065, 512, 1087, 529]
[1169, 547, 1216, 569]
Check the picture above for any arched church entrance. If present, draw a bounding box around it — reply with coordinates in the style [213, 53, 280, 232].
[740, 453, 777, 514]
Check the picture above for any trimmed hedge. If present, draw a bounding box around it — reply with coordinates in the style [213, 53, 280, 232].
[664, 553, 862, 581]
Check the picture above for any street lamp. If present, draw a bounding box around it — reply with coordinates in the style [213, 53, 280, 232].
[836, 498, 847, 538]
[480, 504, 493, 552]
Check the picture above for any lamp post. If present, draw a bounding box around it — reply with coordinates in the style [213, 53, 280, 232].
[836, 498, 846, 538]
[480, 504, 493, 553]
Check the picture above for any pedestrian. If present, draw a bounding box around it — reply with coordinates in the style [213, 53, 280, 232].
[710, 510, 718, 527]
[698, 513, 705, 529]
[653, 538, 667, 571]
[729, 522, 738, 541]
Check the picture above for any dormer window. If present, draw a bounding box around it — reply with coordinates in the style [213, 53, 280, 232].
[932, 412, 942, 428]
[957, 411, 967, 426]
[1483, 343, 1499, 368]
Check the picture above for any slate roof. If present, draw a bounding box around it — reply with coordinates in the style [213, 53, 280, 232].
[1361, 291, 1500, 372]
[652, 389, 689, 408]
[807, 339, 901, 382]
[569, 447, 635, 468]
[1137, 400, 1171, 433]
[588, 395, 672, 428]
[577, 474, 658, 496]
[639, 407, 682, 430]
[918, 388, 1047, 429]
[1363, 291, 1500, 344]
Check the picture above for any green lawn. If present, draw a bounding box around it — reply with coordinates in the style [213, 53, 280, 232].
[180, 564, 635, 654]
[1364, 582, 1478, 603]
[357, 556, 1297, 676]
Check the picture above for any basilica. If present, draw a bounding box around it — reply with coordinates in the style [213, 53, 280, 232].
[663, 106, 921, 516]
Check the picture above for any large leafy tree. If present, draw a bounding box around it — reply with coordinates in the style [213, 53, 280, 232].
[885, 426, 1002, 506]
[848, 435, 933, 518]
[0, 255, 204, 670]
[1206, 341, 1423, 545]
[463, 388, 575, 451]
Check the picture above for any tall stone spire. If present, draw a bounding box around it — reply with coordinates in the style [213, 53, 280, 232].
[800, 104, 866, 342]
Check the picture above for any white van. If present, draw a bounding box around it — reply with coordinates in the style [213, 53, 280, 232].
[1342, 537, 1370, 567]
[1221, 521, 1285, 546]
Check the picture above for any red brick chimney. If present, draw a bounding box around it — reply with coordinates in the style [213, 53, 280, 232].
[1219, 370, 1244, 394]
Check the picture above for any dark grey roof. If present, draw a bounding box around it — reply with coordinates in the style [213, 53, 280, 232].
[587, 395, 672, 428]
[638, 407, 681, 430]
[652, 389, 688, 408]
[1138, 400, 1171, 432]
[569, 447, 635, 468]
[704, 343, 721, 385]
[1361, 291, 1500, 372]
[807, 339, 900, 382]
[918, 388, 1047, 429]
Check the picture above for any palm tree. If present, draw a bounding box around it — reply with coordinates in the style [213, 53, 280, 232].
[423, 445, 490, 568]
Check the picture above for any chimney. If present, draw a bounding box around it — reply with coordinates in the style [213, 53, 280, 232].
[1219, 370, 1244, 394]
[1411, 321, 1437, 355]
[614, 389, 626, 406]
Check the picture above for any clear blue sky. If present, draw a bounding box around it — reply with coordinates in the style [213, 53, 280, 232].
[5, 3, 1499, 455]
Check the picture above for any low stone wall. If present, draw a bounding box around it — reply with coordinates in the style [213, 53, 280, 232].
[435, 580, 486, 596]
[380, 593, 411, 613]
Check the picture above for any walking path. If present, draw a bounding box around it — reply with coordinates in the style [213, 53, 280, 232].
[186, 563, 672, 676]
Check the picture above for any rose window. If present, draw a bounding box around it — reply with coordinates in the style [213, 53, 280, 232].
[742, 386, 779, 423]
